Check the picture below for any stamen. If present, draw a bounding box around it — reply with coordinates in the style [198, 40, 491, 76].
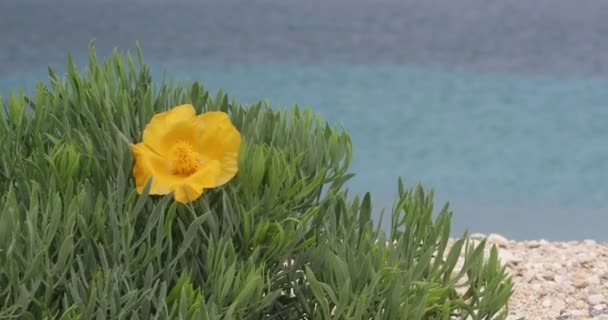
[171, 141, 200, 176]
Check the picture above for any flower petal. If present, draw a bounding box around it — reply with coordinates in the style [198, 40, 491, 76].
[192, 112, 241, 186]
[157, 120, 198, 154]
[173, 160, 221, 203]
[217, 150, 239, 186]
[131, 143, 183, 195]
[185, 159, 222, 189]
[173, 184, 203, 204]
[143, 104, 196, 154]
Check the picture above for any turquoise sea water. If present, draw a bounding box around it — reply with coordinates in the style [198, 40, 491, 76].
[2, 0, 608, 240]
[173, 64, 608, 241]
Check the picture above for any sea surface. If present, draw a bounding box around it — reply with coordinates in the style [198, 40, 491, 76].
[2, 0, 608, 240]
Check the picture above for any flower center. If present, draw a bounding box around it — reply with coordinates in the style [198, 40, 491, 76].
[171, 141, 200, 176]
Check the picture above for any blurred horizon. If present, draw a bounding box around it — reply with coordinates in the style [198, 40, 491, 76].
[3, 0, 608, 76]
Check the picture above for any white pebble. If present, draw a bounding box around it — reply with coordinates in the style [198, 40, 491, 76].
[487, 233, 509, 248]
[584, 239, 597, 246]
[587, 294, 604, 305]
[469, 233, 487, 240]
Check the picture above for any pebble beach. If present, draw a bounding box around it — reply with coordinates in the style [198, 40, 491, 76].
[455, 234, 608, 320]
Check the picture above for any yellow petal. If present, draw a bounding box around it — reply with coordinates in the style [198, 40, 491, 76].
[131, 143, 184, 195]
[173, 184, 203, 204]
[192, 112, 242, 186]
[217, 150, 239, 186]
[142, 104, 196, 154]
[185, 159, 222, 189]
[157, 120, 198, 155]
[172, 160, 221, 203]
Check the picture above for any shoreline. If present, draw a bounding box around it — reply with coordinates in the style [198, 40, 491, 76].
[457, 233, 608, 320]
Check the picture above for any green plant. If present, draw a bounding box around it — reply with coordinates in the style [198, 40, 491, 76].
[0, 43, 513, 319]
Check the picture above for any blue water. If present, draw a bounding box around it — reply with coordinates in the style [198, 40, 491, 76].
[2, 0, 608, 240]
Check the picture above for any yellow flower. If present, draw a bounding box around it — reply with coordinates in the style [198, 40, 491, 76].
[131, 104, 241, 203]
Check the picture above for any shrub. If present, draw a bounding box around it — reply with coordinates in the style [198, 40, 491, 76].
[0, 44, 513, 319]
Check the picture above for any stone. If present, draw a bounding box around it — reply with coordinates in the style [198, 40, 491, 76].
[578, 253, 595, 265]
[470, 233, 487, 240]
[542, 271, 556, 281]
[500, 250, 522, 266]
[575, 299, 588, 309]
[584, 239, 597, 246]
[529, 262, 545, 273]
[487, 233, 509, 248]
[559, 309, 587, 319]
[590, 276, 601, 286]
[551, 298, 566, 314]
[592, 303, 606, 311]
[588, 294, 605, 305]
[574, 273, 591, 288]
[590, 306, 608, 319]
